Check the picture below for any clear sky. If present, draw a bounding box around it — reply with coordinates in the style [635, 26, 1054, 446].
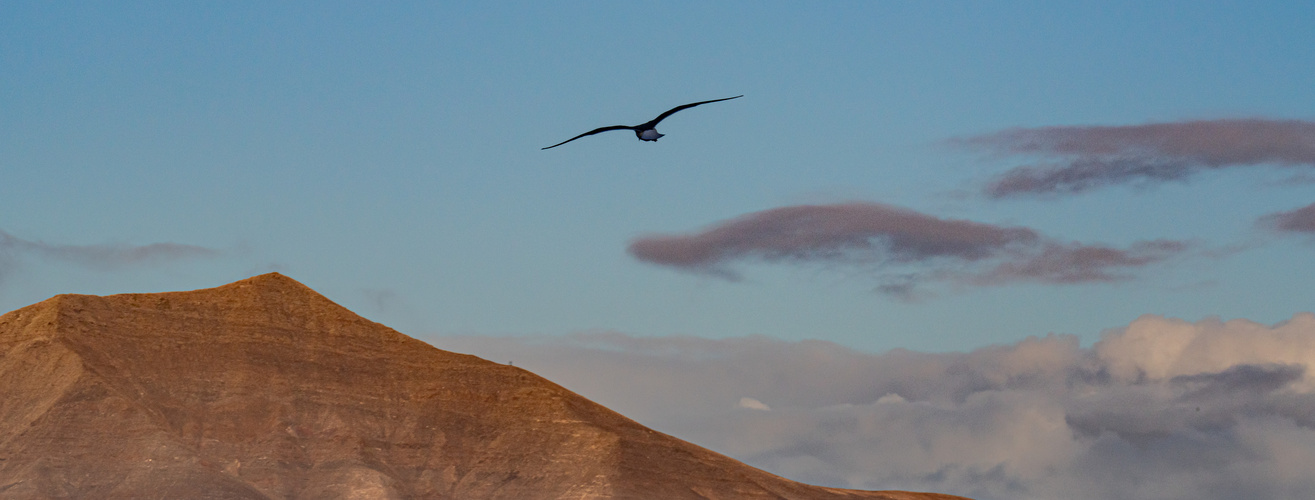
[4, 1, 1311, 352]
[5, 2, 1315, 499]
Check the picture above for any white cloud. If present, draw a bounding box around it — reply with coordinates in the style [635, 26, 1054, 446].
[433, 312, 1315, 500]
[1096, 313, 1315, 385]
[738, 397, 771, 411]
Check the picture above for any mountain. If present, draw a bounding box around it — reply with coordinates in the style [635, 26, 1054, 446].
[0, 273, 968, 500]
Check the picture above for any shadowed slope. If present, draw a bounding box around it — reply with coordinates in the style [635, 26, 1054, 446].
[0, 273, 968, 500]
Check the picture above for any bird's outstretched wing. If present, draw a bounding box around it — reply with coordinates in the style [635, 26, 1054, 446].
[649, 95, 743, 126]
[541, 125, 635, 150]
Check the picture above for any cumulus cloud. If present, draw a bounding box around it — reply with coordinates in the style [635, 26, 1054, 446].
[627, 203, 1189, 297]
[0, 229, 218, 283]
[954, 119, 1315, 198]
[1259, 202, 1315, 234]
[435, 312, 1315, 500]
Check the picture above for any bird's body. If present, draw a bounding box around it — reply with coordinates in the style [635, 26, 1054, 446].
[542, 95, 742, 150]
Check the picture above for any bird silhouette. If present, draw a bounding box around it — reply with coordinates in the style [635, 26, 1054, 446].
[542, 95, 743, 150]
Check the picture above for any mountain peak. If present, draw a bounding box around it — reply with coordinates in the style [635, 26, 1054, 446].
[164, 271, 342, 311]
[224, 271, 310, 291]
[0, 275, 969, 500]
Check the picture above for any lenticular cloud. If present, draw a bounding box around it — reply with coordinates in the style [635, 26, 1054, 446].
[955, 119, 1315, 197]
[436, 312, 1315, 500]
[627, 202, 1189, 297]
[628, 203, 1040, 272]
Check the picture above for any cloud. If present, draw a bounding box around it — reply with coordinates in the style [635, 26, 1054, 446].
[627, 203, 1190, 297]
[738, 397, 771, 411]
[971, 240, 1191, 285]
[1259, 202, 1315, 234]
[434, 312, 1315, 500]
[0, 229, 218, 283]
[628, 203, 1039, 273]
[954, 119, 1315, 197]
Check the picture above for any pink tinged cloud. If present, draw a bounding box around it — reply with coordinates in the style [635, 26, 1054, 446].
[974, 240, 1191, 285]
[627, 203, 1189, 296]
[1259, 201, 1315, 234]
[955, 119, 1315, 197]
[629, 203, 1038, 271]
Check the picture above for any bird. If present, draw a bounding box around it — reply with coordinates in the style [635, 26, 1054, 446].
[541, 95, 743, 150]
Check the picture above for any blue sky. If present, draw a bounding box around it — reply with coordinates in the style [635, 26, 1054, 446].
[6, 3, 1315, 499]
[3, 2, 1313, 351]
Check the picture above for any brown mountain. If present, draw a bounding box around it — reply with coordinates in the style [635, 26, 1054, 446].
[0, 273, 968, 500]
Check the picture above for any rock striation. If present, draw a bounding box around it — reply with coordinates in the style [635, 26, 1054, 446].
[0, 273, 968, 500]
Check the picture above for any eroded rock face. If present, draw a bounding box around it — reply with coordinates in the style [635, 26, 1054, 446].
[0, 274, 969, 500]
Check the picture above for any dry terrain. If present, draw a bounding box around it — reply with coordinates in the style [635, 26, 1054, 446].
[0, 273, 969, 500]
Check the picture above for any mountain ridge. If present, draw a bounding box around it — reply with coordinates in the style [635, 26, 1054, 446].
[0, 273, 968, 500]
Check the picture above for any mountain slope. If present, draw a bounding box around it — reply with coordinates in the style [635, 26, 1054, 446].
[0, 273, 968, 500]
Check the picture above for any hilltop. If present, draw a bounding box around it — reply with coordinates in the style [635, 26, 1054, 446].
[0, 273, 968, 500]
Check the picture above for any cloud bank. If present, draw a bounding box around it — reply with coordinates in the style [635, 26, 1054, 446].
[435, 312, 1315, 500]
[956, 119, 1315, 197]
[628, 203, 1189, 297]
[0, 229, 218, 283]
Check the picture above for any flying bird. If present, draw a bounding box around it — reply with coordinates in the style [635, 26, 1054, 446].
[542, 95, 743, 150]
